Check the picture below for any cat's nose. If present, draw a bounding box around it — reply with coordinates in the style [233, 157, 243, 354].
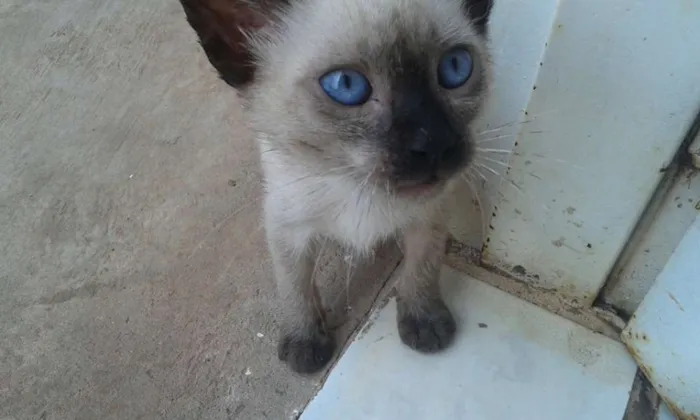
[391, 88, 466, 178]
[408, 128, 459, 165]
[405, 126, 463, 174]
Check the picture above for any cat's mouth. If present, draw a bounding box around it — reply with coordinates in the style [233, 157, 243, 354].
[394, 176, 446, 197]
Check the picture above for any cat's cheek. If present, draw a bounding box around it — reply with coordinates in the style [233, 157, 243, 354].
[347, 144, 383, 174]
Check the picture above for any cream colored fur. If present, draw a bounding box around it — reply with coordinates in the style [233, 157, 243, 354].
[246, 0, 491, 250]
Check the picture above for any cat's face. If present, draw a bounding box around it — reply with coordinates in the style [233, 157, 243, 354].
[181, 0, 493, 197]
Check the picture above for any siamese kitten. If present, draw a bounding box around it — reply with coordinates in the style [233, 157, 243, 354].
[179, 0, 493, 374]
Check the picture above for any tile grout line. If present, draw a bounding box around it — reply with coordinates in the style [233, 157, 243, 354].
[445, 236, 623, 341]
[296, 235, 647, 418]
[294, 257, 403, 419]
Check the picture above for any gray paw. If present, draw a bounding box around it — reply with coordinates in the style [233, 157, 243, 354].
[278, 328, 335, 374]
[397, 299, 456, 353]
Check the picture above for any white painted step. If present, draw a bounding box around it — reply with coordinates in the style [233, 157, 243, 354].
[301, 266, 637, 420]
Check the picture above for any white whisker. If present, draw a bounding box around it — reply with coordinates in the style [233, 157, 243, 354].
[506, 178, 524, 195]
[474, 161, 500, 177]
[476, 133, 517, 144]
[469, 166, 488, 185]
[477, 155, 510, 168]
[344, 251, 355, 311]
[476, 148, 513, 155]
[462, 172, 488, 242]
[514, 153, 586, 171]
[473, 162, 526, 199]
[477, 108, 564, 136]
[310, 238, 328, 330]
[477, 119, 531, 135]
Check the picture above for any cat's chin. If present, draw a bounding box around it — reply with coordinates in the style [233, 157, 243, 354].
[394, 179, 446, 199]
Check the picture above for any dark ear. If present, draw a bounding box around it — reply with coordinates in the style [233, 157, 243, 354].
[463, 0, 493, 35]
[179, 0, 286, 88]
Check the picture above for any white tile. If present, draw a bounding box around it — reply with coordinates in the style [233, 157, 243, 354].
[656, 402, 677, 420]
[301, 266, 637, 420]
[485, 0, 700, 302]
[622, 216, 700, 418]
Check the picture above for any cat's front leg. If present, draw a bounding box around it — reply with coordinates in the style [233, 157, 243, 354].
[266, 223, 335, 374]
[396, 221, 456, 353]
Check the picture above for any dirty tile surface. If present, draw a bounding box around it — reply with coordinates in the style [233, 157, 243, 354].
[301, 267, 638, 420]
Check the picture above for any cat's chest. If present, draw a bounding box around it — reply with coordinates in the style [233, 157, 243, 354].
[321, 191, 412, 252]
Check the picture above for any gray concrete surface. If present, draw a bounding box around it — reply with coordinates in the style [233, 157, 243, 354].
[0, 1, 400, 418]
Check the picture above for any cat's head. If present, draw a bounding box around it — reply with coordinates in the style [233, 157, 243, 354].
[181, 0, 493, 198]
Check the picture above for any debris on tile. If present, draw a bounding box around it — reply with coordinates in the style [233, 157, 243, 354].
[256, 333, 264, 338]
[244, 368, 252, 376]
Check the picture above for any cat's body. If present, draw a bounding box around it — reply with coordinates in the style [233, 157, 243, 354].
[180, 0, 493, 374]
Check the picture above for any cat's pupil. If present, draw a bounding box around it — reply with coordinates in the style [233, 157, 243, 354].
[319, 69, 371, 105]
[341, 74, 352, 90]
[451, 56, 459, 71]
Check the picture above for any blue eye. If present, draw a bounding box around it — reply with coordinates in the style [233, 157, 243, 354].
[319, 69, 372, 106]
[437, 48, 473, 89]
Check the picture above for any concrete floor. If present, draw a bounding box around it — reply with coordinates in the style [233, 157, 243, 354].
[0, 1, 400, 418]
